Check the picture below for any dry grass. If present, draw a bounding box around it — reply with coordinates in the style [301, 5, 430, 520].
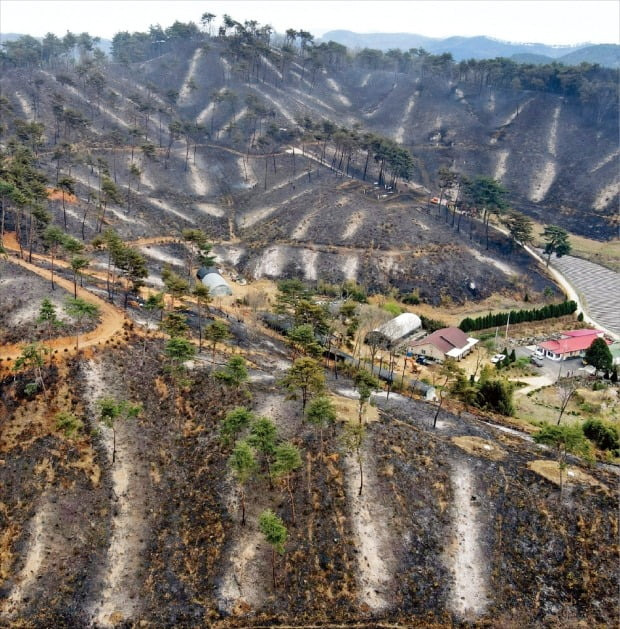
[47, 187, 79, 204]
[369, 292, 548, 328]
[527, 459, 607, 489]
[451, 435, 506, 461]
[528, 218, 620, 272]
[330, 393, 379, 424]
[70, 442, 101, 487]
[516, 384, 620, 427]
[0, 522, 19, 580]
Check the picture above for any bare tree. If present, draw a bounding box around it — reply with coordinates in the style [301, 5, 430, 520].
[555, 376, 580, 425]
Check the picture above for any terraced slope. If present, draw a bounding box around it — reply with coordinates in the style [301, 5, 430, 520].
[549, 254, 620, 337]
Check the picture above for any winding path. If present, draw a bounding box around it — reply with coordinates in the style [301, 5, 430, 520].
[0, 234, 127, 364]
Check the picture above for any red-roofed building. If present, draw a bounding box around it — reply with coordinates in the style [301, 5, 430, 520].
[537, 329, 610, 361]
[408, 327, 479, 362]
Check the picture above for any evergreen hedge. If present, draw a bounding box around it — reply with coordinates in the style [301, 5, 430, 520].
[459, 300, 577, 333]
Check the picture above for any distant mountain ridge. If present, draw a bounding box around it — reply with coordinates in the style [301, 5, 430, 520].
[320, 30, 620, 67]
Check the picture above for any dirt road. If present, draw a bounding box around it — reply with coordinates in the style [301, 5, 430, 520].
[0, 236, 127, 364]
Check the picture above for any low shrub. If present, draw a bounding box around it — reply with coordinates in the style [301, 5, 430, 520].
[420, 315, 447, 333]
[401, 291, 420, 305]
[382, 301, 402, 316]
[583, 419, 620, 454]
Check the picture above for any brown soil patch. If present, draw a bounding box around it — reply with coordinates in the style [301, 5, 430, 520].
[451, 436, 507, 461]
[330, 393, 379, 424]
[527, 459, 607, 489]
[34, 457, 55, 484]
[0, 522, 19, 580]
[47, 187, 78, 204]
[126, 236, 182, 247]
[69, 442, 101, 487]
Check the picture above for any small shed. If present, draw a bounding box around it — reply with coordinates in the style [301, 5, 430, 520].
[366, 312, 423, 350]
[197, 266, 232, 296]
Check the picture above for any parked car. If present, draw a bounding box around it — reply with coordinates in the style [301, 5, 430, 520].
[530, 356, 544, 367]
[534, 348, 544, 358]
[490, 354, 506, 364]
[416, 355, 429, 365]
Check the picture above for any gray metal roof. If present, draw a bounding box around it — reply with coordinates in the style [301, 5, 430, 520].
[374, 313, 422, 342]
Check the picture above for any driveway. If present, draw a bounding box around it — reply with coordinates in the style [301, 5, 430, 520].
[514, 347, 583, 382]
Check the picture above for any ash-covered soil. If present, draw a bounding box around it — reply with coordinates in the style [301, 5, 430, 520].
[0, 259, 99, 345]
[1, 333, 617, 628]
[1, 38, 616, 297]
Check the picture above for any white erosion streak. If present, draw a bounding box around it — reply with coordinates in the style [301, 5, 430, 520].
[448, 463, 489, 619]
[291, 210, 317, 240]
[84, 361, 148, 628]
[241, 189, 312, 228]
[215, 107, 248, 138]
[253, 246, 284, 277]
[260, 55, 283, 81]
[529, 104, 560, 202]
[178, 49, 202, 105]
[326, 77, 351, 107]
[14, 92, 34, 121]
[270, 170, 308, 192]
[237, 156, 258, 188]
[342, 255, 359, 280]
[289, 87, 335, 112]
[218, 525, 265, 614]
[250, 88, 297, 124]
[240, 205, 277, 228]
[148, 197, 195, 223]
[188, 154, 211, 196]
[342, 212, 365, 240]
[300, 249, 318, 281]
[42, 72, 130, 130]
[213, 245, 245, 265]
[139, 246, 184, 267]
[547, 104, 561, 157]
[594, 182, 620, 211]
[196, 88, 226, 125]
[486, 92, 495, 113]
[395, 95, 416, 143]
[138, 168, 156, 190]
[501, 98, 534, 127]
[105, 206, 144, 225]
[590, 150, 619, 174]
[195, 202, 225, 217]
[468, 248, 515, 276]
[494, 150, 509, 182]
[344, 450, 392, 611]
[529, 161, 556, 202]
[2, 498, 54, 615]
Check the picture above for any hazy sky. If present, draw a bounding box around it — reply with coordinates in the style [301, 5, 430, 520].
[2, 0, 619, 45]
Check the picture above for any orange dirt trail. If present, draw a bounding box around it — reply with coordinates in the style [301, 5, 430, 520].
[0, 233, 128, 365]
